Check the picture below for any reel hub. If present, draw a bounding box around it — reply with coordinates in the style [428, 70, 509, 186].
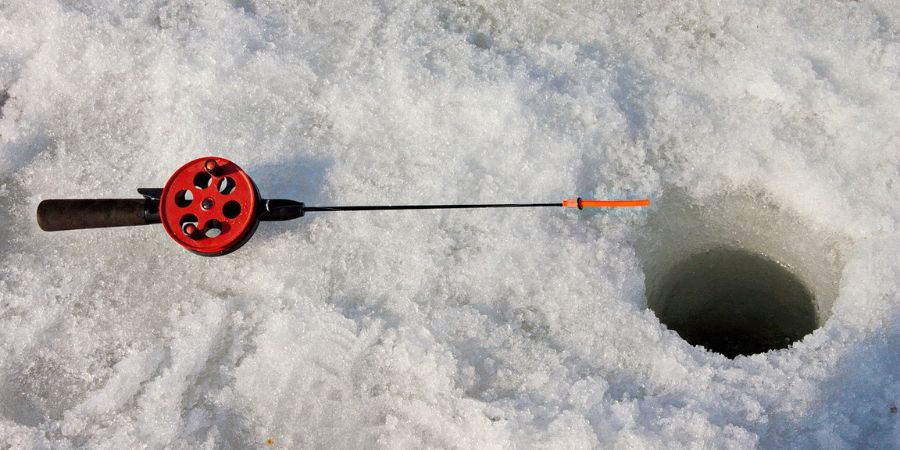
[159, 157, 259, 256]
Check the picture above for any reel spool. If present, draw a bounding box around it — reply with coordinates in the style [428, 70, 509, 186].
[159, 157, 260, 256]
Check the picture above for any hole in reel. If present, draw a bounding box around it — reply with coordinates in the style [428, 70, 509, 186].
[175, 190, 193, 207]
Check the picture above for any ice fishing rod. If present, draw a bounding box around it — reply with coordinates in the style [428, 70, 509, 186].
[36, 157, 650, 256]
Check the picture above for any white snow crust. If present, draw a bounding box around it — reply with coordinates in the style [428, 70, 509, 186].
[1, 0, 899, 448]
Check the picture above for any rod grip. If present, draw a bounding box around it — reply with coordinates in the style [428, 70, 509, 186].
[37, 199, 152, 231]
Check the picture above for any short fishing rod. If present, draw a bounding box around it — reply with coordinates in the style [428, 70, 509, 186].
[36, 157, 650, 256]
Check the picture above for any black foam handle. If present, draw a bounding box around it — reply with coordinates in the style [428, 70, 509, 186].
[37, 199, 152, 231]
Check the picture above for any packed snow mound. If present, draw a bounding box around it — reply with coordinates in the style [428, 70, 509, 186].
[1, 0, 899, 448]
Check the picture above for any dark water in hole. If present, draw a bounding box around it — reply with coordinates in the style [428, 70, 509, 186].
[648, 248, 817, 358]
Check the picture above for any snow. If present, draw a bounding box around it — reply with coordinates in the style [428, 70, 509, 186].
[1, 0, 899, 448]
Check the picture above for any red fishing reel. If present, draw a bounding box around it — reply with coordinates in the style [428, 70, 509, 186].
[37, 155, 306, 256]
[159, 157, 260, 256]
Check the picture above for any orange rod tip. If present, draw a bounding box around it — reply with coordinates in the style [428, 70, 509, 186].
[563, 198, 651, 208]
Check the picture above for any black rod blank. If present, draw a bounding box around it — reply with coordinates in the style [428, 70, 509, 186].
[303, 202, 561, 212]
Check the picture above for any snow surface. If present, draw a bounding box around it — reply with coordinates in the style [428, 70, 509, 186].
[1, 0, 899, 448]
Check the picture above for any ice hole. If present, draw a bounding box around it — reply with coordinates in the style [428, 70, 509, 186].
[649, 247, 816, 357]
[636, 189, 847, 358]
